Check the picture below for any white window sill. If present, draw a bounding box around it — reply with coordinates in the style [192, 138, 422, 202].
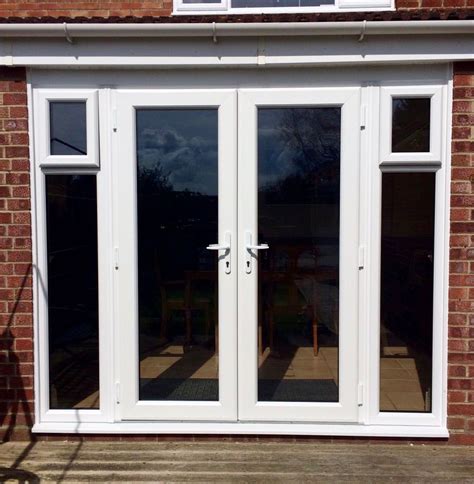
[32, 421, 449, 438]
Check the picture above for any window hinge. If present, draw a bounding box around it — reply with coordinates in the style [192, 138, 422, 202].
[112, 107, 117, 132]
[358, 245, 365, 270]
[115, 381, 121, 404]
[358, 383, 364, 406]
[360, 105, 367, 129]
[114, 246, 119, 270]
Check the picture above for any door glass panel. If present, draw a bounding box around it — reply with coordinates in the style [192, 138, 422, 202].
[136, 109, 219, 401]
[257, 107, 341, 403]
[380, 172, 435, 412]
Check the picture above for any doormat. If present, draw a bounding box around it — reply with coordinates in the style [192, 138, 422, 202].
[258, 379, 338, 402]
[140, 378, 338, 402]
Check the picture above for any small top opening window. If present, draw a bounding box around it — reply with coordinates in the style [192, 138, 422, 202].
[35, 89, 99, 168]
[380, 86, 443, 166]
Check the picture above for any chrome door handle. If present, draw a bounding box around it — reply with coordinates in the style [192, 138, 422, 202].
[245, 231, 269, 274]
[206, 243, 230, 251]
[246, 243, 269, 250]
[206, 231, 231, 274]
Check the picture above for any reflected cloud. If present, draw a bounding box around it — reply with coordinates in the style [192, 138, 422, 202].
[137, 110, 218, 196]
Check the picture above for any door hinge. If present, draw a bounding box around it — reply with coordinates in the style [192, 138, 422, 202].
[358, 383, 364, 406]
[115, 381, 121, 404]
[360, 105, 367, 129]
[358, 245, 365, 270]
[114, 246, 119, 270]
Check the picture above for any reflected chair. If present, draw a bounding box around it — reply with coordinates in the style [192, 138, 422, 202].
[262, 245, 321, 357]
[156, 255, 217, 351]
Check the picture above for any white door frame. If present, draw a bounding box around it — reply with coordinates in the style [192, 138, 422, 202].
[28, 66, 450, 436]
[115, 89, 238, 421]
[237, 88, 361, 422]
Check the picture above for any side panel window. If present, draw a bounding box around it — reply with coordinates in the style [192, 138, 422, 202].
[46, 175, 99, 409]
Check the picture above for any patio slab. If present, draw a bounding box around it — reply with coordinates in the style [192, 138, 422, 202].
[0, 440, 473, 482]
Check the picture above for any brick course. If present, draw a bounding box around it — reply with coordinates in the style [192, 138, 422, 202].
[0, 59, 473, 442]
[448, 61, 474, 445]
[0, 1, 173, 18]
[0, 66, 33, 442]
[397, 0, 473, 9]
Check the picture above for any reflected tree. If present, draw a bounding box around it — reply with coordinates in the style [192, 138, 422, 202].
[259, 108, 341, 204]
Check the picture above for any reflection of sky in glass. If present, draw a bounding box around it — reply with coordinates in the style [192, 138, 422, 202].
[258, 108, 341, 190]
[136, 109, 218, 196]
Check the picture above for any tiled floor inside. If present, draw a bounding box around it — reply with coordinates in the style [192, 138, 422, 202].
[75, 332, 429, 412]
[136, 343, 427, 411]
[76, 343, 428, 411]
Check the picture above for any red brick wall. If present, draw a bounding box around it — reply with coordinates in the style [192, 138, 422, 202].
[448, 61, 474, 445]
[1, 64, 473, 442]
[397, 0, 473, 9]
[0, 1, 172, 18]
[0, 0, 470, 17]
[0, 66, 34, 442]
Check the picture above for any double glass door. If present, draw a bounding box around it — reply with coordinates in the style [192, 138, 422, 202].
[116, 88, 360, 423]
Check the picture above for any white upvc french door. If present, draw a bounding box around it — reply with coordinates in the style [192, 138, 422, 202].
[237, 88, 361, 422]
[115, 87, 360, 423]
[115, 90, 238, 421]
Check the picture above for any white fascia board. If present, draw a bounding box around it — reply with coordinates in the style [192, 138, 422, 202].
[1, 33, 472, 67]
[32, 421, 450, 438]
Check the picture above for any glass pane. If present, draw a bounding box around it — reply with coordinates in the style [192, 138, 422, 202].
[232, 0, 333, 6]
[257, 107, 340, 403]
[380, 172, 435, 413]
[50, 101, 87, 156]
[46, 175, 99, 409]
[392, 98, 430, 153]
[136, 109, 219, 401]
[183, 0, 221, 3]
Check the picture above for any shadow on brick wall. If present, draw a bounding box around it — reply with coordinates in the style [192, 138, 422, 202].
[0, 263, 33, 441]
[0, 263, 39, 480]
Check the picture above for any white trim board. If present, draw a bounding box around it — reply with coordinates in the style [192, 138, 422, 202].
[32, 422, 449, 438]
[1, 34, 472, 68]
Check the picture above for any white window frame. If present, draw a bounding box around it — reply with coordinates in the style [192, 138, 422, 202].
[173, 0, 393, 15]
[31, 86, 114, 425]
[29, 67, 450, 437]
[380, 85, 443, 166]
[367, 82, 450, 428]
[35, 89, 99, 168]
[175, 0, 228, 12]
